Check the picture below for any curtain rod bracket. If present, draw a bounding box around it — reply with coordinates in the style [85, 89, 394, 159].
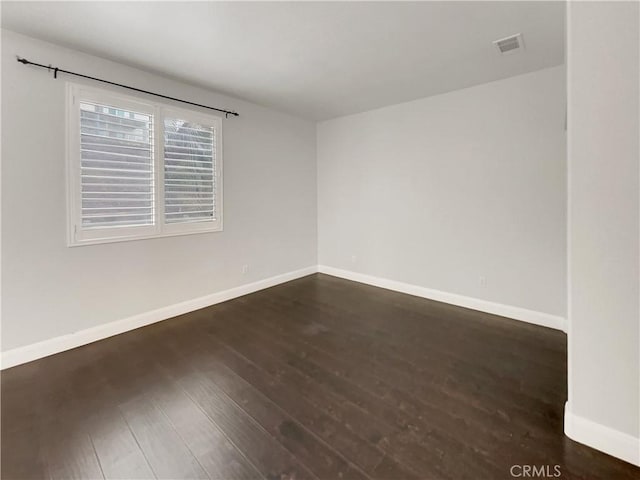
[16, 55, 239, 117]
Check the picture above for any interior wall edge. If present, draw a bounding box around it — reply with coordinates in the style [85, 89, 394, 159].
[564, 402, 640, 467]
[317, 265, 567, 333]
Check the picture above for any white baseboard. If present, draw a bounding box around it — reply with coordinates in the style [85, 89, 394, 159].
[0, 266, 317, 370]
[2, 265, 567, 369]
[9, 263, 637, 468]
[564, 403, 640, 466]
[317, 265, 567, 332]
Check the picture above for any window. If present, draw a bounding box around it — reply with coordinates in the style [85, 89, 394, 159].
[67, 84, 222, 246]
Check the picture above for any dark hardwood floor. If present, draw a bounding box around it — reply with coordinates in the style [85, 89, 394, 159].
[2, 273, 639, 479]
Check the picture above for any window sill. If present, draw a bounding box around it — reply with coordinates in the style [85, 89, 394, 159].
[68, 224, 223, 247]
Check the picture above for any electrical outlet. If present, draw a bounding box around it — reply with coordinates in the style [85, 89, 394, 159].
[351, 255, 357, 264]
[479, 276, 487, 287]
[241, 265, 249, 275]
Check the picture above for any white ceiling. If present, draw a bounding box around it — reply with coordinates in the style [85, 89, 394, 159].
[1, 1, 565, 120]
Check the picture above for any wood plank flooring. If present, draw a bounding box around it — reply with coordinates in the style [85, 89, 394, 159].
[2, 273, 639, 479]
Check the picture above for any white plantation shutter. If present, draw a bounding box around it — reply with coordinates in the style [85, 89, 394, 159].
[68, 84, 222, 246]
[79, 102, 154, 228]
[163, 117, 216, 224]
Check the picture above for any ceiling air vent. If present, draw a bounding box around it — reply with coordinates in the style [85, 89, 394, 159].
[493, 33, 524, 55]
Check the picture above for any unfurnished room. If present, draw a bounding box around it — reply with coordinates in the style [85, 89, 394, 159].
[1, 1, 639, 479]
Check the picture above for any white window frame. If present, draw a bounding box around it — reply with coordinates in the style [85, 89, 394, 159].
[66, 83, 223, 246]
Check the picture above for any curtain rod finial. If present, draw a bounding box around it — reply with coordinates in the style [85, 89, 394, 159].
[16, 56, 29, 64]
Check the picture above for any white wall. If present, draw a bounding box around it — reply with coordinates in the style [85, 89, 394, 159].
[566, 0, 639, 461]
[318, 66, 566, 318]
[1, 30, 317, 352]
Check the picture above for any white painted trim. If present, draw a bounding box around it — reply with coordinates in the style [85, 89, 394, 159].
[318, 265, 567, 332]
[2, 265, 568, 370]
[0, 266, 317, 370]
[564, 403, 640, 467]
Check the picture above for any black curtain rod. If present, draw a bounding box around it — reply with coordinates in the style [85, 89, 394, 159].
[16, 56, 239, 118]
